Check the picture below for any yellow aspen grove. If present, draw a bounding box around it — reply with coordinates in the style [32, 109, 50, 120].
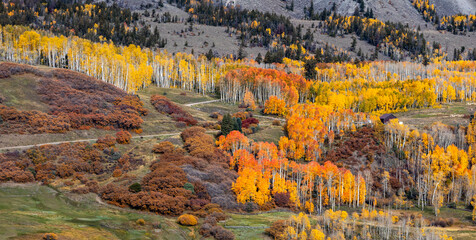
[3, 25, 476, 115]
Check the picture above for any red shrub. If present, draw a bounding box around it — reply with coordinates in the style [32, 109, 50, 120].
[150, 95, 197, 125]
[242, 117, 259, 128]
[274, 192, 290, 207]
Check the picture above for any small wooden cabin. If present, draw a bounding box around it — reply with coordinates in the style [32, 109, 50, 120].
[380, 114, 397, 124]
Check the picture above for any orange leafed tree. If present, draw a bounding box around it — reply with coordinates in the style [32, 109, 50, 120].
[264, 96, 287, 116]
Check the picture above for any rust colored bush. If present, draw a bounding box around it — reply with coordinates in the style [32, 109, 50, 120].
[193, 181, 211, 201]
[181, 126, 207, 141]
[232, 111, 249, 120]
[0, 104, 71, 134]
[431, 218, 455, 227]
[40, 69, 145, 130]
[272, 120, 281, 126]
[194, 209, 208, 218]
[116, 130, 132, 144]
[42, 233, 58, 240]
[113, 168, 123, 177]
[152, 141, 176, 154]
[114, 95, 149, 116]
[150, 95, 197, 125]
[259, 201, 276, 211]
[202, 121, 220, 129]
[57, 164, 74, 178]
[136, 218, 146, 226]
[0, 161, 34, 183]
[177, 214, 198, 226]
[390, 176, 402, 189]
[265, 220, 287, 240]
[180, 126, 220, 162]
[94, 135, 116, 150]
[141, 163, 190, 200]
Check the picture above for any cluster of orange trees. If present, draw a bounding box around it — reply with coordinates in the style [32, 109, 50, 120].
[279, 104, 373, 162]
[217, 130, 366, 213]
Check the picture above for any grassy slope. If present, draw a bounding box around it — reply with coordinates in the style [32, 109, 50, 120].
[0, 184, 196, 240]
[0, 74, 49, 112]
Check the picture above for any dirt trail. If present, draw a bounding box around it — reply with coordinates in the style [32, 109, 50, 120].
[183, 99, 220, 106]
[0, 133, 180, 151]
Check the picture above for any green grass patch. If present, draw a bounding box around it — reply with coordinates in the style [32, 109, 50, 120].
[138, 87, 216, 105]
[0, 74, 49, 112]
[0, 184, 192, 239]
[249, 126, 285, 145]
[222, 211, 295, 240]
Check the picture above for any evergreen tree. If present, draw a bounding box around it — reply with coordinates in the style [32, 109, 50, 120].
[353, 7, 360, 17]
[255, 53, 263, 64]
[238, 40, 247, 60]
[264, 51, 273, 64]
[350, 36, 357, 51]
[206, 49, 214, 60]
[304, 57, 318, 80]
[308, 0, 314, 19]
[221, 113, 233, 136]
[232, 117, 242, 133]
